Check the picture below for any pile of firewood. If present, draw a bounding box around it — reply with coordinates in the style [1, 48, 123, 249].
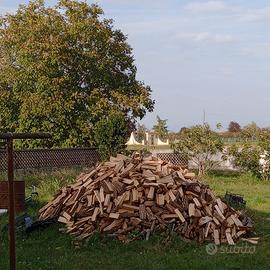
[39, 154, 255, 244]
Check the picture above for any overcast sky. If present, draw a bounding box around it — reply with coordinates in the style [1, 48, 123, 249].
[1, 0, 270, 131]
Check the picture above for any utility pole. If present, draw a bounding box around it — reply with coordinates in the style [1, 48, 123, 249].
[203, 109, 206, 124]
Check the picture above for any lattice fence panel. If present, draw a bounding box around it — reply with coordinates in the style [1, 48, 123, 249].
[157, 153, 188, 168]
[0, 148, 100, 171]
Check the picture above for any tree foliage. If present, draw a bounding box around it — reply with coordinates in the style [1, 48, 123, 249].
[173, 124, 224, 176]
[94, 113, 129, 160]
[152, 115, 168, 140]
[226, 143, 261, 176]
[228, 121, 241, 133]
[227, 130, 270, 179]
[241, 121, 261, 140]
[0, 0, 154, 147]
[136, 123, 147, 142]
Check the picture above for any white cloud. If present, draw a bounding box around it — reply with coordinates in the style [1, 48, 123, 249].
[185, 1, 227, 13]
[213, 34, 234, 43]
[238, 7, 270, 22]
[240, 43, 270, 58]
[185, 2, 270, 23]
[193, 32, 210, 42]
[175, 32, 234, 43]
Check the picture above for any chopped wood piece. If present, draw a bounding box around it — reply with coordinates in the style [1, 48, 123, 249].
[157, 175, 174, 184]
[193, 198, 202, 208]
[230, 214, 243, 227]
[214, 205, 226, 220]
[236, 230, 246, 238]
[213, 229, 220, 245]
[144, 201, 155, 207]
[216, 198, 224, 214]
[109, 213, 120, 219]
[91, 207, 100, 222]
[122, 178, 134, 185]
[213, 216, 221, 226]
[58, 216, 68, 224]
[39, 154, 254, 244]
[184, 172, 195, 179]
[168, 190, 176, 201]
[241, 238, 259, 245]
[205, 222, 211, 238]
[120, 163, 135, 177]
[156, 194, 165, 206]
[139, 205, 147, 220]
[122, 204, 140, 211]
[226, 216, 234, 227]
[147, 186, 155, 200]
[87, 195, 93, 207]
[104, 194, 111, 206]
[174, 209, 186, 223]
[178, 187, 184, 197]
[226, 232, 235, 245]
[130, 217, 142, 226]
[132, 189, 139, 202]
[103, 220, 122, 232]
[199, 216, 212, 226]
[188, 203, 196, 217]
[100, 187, 105, 203]
[106, 202, 113, 213]
[62, 212, 72, 221]
[104, 180, 114, 192]
[161, 214, 178, 219]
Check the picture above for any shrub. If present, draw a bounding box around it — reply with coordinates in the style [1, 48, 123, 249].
[226, 143, 261, 176]
[173, 124, 223, 176]
[227, 130, 270, 179]
[94, 114, 129, 160]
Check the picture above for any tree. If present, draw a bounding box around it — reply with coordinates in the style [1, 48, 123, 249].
[152, 115, 168, 140]
[0, 0, 154, 148]
[136, 124, 147, 142]
[168, 132, 178, 142]
[216, 123, 222, 130]
[173, 124, 224, 176]
[228, 121, 241, 133]
[94, 113, 129, 160]
[241, 122, 261, 141]
[226, 130, 270, 179]
[226, 143, 261, 176]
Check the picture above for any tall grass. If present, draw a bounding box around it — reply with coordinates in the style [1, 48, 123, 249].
[0, 167, 81, 202]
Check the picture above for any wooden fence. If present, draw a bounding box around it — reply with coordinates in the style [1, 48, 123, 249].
[0, 148, 100, 171]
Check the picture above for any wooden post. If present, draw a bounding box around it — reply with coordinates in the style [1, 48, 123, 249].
[7, 138, 16, 270]
[0, 132, 51, 270]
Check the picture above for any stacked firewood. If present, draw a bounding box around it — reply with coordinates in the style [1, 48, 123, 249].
[39, 154, 255, 244]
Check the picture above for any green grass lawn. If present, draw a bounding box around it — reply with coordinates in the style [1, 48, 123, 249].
[0, 169, 270, 270]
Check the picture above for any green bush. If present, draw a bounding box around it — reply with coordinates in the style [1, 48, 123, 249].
[94, 114, 129, 160]
[173, 124, 223, 176]
[227, 143, 261, 176]
[227, 130, 270, 179]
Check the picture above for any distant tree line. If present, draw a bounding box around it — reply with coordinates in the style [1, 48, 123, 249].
[135, 119, 270, 178]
